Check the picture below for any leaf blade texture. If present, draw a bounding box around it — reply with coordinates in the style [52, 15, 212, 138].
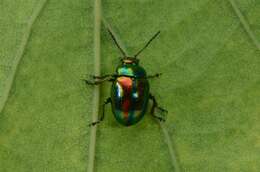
[0, 0, 259, 171]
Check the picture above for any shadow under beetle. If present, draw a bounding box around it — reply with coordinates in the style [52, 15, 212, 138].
[84, 28, 167, 126]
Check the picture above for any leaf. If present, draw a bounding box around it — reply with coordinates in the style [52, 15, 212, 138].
[0, 0, 94, 171]
[1, 0, 260, 172]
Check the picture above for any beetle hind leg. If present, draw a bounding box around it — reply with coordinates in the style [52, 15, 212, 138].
[89, 97, 111, 126]
[149, 94, 168, 122]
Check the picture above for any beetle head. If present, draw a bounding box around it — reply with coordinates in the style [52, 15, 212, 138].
[121, 57, 139, 65]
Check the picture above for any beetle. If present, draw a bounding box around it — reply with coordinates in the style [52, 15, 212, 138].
[84, 28, 167, 126]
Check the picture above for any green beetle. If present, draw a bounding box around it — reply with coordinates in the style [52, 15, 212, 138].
[84, 29, 167, 126]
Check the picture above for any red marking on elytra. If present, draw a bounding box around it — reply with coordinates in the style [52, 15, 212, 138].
[118, 77, 132, 89]
[118, 77, 133, 119]
[123, 99, 130, 119]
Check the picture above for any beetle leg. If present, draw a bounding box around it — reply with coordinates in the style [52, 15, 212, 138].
[149, 94, 168, 122]
[90, 74, 115, 79]
[83, 74, 116, 85]
[89, 98, 111, 126]
[146, 73, 162, 79]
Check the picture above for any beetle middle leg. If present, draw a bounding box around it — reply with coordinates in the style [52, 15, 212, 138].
[89, 97, 111, 126]
[146, 73, 162, 79]
[83, 74, 116, 85]
[149, 93, 167, 122]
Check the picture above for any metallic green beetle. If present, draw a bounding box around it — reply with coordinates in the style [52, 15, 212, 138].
[84, 29, 167, 126]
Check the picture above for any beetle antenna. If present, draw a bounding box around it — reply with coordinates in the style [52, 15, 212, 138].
[134, 31, 160, 58]
[107, 28, 127, 58]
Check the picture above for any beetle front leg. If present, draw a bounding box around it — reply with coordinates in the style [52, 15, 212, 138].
[146, 73, 162, 79]
[89, 97, 111, 126]
[149, 93, 167, 122]
[90, 74, 114, 79]
[83, 74, 116, 85]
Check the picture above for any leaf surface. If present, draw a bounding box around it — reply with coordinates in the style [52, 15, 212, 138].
[0, 0, 259, 171]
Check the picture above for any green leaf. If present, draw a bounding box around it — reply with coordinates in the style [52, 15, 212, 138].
[1, 0, 259, 172]
[0, 0, 93, 171]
